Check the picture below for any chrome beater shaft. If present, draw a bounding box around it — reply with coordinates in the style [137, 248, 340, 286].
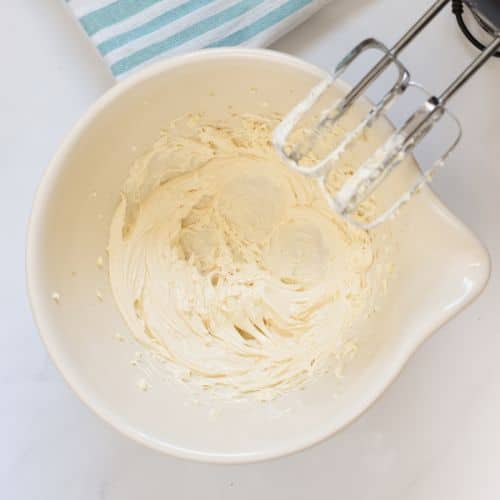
[273, 0, 500, 229]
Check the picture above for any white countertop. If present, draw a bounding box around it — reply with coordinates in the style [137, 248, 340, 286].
[2, 1, 500, 498]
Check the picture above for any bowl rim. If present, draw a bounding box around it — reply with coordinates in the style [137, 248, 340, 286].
[26, 47, 491, 464]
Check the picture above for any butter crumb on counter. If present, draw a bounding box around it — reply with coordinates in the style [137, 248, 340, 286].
[137, 378, 150, 392]
[114, 333, 125, 342]
[51, 292, 61, 304]
[130, 351, 143, 367]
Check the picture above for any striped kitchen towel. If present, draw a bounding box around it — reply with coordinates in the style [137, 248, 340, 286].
[66, 0, 330, 79]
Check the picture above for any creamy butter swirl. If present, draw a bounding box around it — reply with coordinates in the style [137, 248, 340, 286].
[108, 114, 392, 400]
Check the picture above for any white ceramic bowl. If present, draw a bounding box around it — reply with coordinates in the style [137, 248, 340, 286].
[27, 48, 490, 463]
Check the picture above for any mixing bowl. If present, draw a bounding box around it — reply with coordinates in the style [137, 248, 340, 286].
[27, 48, 490, 463]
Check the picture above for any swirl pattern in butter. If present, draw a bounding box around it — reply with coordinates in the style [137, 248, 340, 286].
[108, 113, 393, 400]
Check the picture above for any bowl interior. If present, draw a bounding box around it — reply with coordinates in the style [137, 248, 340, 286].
[28, 49, 490, 463]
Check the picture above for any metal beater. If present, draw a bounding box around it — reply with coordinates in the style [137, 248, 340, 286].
[273, 0, 500, 229]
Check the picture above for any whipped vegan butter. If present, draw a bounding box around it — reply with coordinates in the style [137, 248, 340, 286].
[108, 112, 393, 400]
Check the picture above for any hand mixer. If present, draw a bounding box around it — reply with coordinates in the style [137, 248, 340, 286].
[273, 0, 500, 230]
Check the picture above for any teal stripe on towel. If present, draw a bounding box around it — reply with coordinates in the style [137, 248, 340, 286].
[80, 0, 165, 36]
[208, 0, 312, 47]
[98, 0, 217, 55]
[111, 0, 264, 76]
